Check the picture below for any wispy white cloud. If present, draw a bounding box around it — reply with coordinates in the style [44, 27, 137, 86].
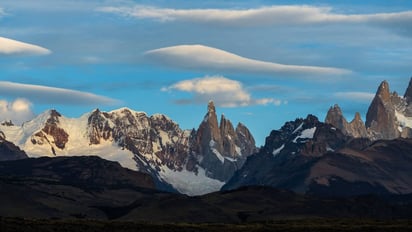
[334, 92, 375, 102]
[0, 98, 34, 125]
[146, 45, 350, 76]
[162, 76, 283, 107]
[97, 5, 412, 27]
[0, 81, 120, 106]
[0, 37, 51, 56]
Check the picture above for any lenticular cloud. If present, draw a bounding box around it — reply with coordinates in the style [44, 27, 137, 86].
[0, 81, 119, 106]
[146, 44, 350, 76]
[163, 75, 282, 107]
[0, 37, 51, 56]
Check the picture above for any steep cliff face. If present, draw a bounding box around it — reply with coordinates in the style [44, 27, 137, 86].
[220, 115, 237, 158]
[194, 101, 256, 182]
[87, 109, 113, 145]
[196, 102, 224, 174]
[348, 112, 368, 138]
[235, 123, 256, 158]
[325, 104, 350, 135]
[30, 110, 69, 155]
[197, 102, 222, 152]
[366, 81, 400, 140]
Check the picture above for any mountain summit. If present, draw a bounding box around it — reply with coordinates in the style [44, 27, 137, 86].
[365, 80, 399, 139]
[325, 105, 367, 138]
[195, 101, 256, 181]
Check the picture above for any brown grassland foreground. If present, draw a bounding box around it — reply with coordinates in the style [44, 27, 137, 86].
[1, 218, 412, 232]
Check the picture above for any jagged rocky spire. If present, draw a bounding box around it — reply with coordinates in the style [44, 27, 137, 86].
[348, 112, 368, 138]
[197, 100, 222, 153]
[366, 80, 399, 139]
[220, 114, 237, 157]
[325, 104, 349, 135]
[195, 100, 256, 181]
[376, 80, 391, 102]
[207, 100, 216, 113]
[325, 105, 367, 138]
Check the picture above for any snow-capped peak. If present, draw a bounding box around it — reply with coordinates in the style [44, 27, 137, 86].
[109, 107, 147, 116]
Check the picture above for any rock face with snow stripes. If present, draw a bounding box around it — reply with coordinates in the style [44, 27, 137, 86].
[87, 108, 193, 173]
[0, 102, 256, 196]
[194, 101, 256, 182]
[31, 110, 69, 154]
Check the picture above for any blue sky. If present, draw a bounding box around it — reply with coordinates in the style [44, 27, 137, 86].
[1, 0, 412, 145]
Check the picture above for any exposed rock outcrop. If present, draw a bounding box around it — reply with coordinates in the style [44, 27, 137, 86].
[235, 122, 257, 157]
[30, 110, 69, 154]
[348, 112, 368, 138]
[325, 104, 350, 135]
[194, 101, 256, 181]
[325, 105, 367, 138]
[366, 81, 399, 139]
[85, 108, 194, 178]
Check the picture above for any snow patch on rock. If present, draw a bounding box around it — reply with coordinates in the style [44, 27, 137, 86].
[272, 144, 285, 156]
[293, 127, 316, 143]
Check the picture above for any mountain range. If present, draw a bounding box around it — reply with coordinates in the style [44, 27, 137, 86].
[224, 78, 412, 195]
[0, 101, 255, 195]
[1, 78, 412, 215]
